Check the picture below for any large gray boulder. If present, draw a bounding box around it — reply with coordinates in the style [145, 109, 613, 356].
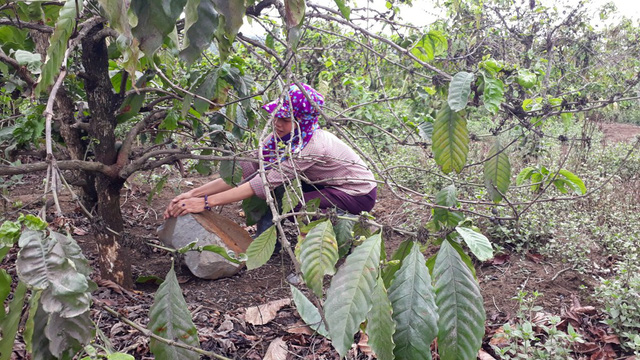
[157, 212, 252, 280]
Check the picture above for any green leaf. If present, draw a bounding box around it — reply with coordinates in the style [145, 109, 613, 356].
[281, 180, 302, 215]
[334, 217, 356, 258]
[45, 311, 94, 359]
[107, 353, 135, 360]
[432, 104, 469, 174]
[418, 117, 434, 141]
[180, 0, 220, 65]
[388, 244, 438, 360]
[19, 214, 48, 231]
[284, 0, 306, 28]
[131, 0, 188, 56]
[242, 196, 269, 226]
[97, 0, 132, 36]
[382, 240, 413, 288]
[148, 264, 200, 360]
[516, 69, 537, 89]
[558, 169, 586, 195]
[366, 277, 395, 360]
[483, 137, 511, 203]
[35, 0, 82, 97]
[434, 241, 485, 360]
[0, 270, 10, 317]
[246, 225, 277, 270]
[200, 244, 242, 264]
[212, 0, 245, 41]
[516, 167, 536, 186]
[481, 71, 504, 115]
[410, 30, 447, 62]
[530, 172, 543, 192]
[300, 220, 339, 297]
[455, 226, 493, 261]
[23, 290, 41, 354]
[17, 230, 92, 317]
[290, 285, 329, 337]
[0, 281, 26, 360]
[333, 0, 351, 20]
[0, 220, 21, 247]
[14, 50, 42, 74]
[325, 233, 382, 358]
[448, 72, 474, 112]
[432, 185, 463, 229]
[220, 159, 243, 186]
[30, 295, 54, 360]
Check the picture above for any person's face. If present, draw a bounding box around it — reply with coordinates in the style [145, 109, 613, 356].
[273, 116, 296, 138]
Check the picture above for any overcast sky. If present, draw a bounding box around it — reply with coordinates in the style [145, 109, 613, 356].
[392, 0, 640, 27]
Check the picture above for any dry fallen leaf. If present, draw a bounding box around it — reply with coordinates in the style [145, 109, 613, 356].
[489, 327, 509, 348]
[478, 349, 496, 360]
[73, 227, 88, 236]
[286, 321, 314, 336]
[245, 298, 292, 326]
[356, 332, 373, 357]
[263, 337, 288, 360]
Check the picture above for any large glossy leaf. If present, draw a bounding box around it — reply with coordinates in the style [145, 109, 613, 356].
[334, 217, 356, 258]
[246, 225, 277, 270]
[558, 169, 586, 195]
[382, 240, 413, 288]
[16, 230, 91, 317]
[180, 0, 219, 65]
[516, 167, 535, 186]
[448, 72, 474, 112]
[289, 285, 329, 337]
[300, 220, 339, 297]
[366, 276, 395, 360]
[148, 264, 200, 360]
[432, 104, 469, 174]
[325, 233, 381, 358]
[45, 311, 94, 359]
[434, 241, 485, 360]
[411, 30, 447, 62]
[481, 71, 504, 115]
[483, 137, 511, 203]
[389, 244, 438, 360]
[35, 0, 82, 97]
[23, 291, 41, 354]
[284, 0, 306, 28]
[0, 281, 26, 360]
[131, 0, 188, 56]
[455, 226, 493, 261]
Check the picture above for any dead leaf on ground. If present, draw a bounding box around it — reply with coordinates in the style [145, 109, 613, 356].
[357, 332, 373, 357]
[478, 349, 496, 360]
[487, 254, 510, 265]
[601, 334, 621, 344]
[286, 321, 314, 336]
[263, 337, 288, 360]
[573, 342, 600, 354]
[489, 327, 509, 348]
[97, 279, 124, 295]
[572, 306, 597, 315]
[526, 252, 544, 263]
[245, 298, 291, 326]
[73, 227, 88, 236]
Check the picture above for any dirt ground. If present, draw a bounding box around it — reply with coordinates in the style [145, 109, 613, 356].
[3, 122, 640, 359]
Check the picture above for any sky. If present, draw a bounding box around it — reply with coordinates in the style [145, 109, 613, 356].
[389, 0, 640, 27]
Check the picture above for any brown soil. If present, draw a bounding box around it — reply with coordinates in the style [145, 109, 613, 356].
[3, 121, 638, 359]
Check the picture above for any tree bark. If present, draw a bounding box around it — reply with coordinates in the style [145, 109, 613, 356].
[81, 22, 133, 288]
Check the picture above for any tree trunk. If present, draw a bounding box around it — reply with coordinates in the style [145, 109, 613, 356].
[81, 23, 133, 288]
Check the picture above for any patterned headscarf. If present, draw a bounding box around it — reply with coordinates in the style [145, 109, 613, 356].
[261, 83, 324, 163]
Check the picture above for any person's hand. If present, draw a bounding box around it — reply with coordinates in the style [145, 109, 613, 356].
[163, 190, 197, 219]
[164, 196, 206, 218]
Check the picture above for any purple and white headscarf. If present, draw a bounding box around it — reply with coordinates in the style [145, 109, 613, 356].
[261, 83, 325, 163]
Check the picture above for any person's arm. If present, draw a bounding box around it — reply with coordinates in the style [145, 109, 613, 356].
[165, 182, 255, 218]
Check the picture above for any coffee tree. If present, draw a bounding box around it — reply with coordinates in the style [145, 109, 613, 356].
[1, 0, 639, 359]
